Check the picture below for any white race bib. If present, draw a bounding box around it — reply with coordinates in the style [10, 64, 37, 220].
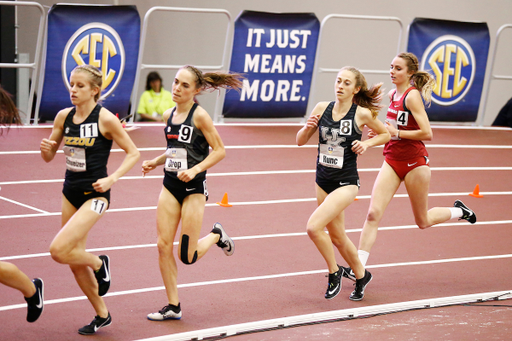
[319, 144, 344, 169]
[386, 119, 400, 141]
[165, 148, 188, 172]
[63, 146, 86, 172]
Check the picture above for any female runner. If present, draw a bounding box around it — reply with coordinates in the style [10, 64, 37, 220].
[40, 65, 140, 334]
[143, 65, 243, 320]
[297, 66, 390, 301]
[342, 53, 476, 280]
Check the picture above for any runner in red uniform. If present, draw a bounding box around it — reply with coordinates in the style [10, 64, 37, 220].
[341, 53, 477, 280]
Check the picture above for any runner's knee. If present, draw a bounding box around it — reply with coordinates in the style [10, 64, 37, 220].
[366, 207, 383, 224]
[179, 234, 198, 265]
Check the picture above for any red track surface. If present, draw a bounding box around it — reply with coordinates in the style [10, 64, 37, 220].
[1, 124, 511, 340]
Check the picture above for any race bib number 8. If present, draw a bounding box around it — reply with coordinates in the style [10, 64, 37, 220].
[339, 119, 352, 135]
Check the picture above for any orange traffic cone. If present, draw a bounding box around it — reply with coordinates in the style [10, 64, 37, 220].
[469, 184, 484, 198]
[216, 192, 232, 207]
[354, 197, 359, 201]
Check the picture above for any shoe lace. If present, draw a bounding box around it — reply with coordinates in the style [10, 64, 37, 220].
[86, 316, 100, 327]
[158, 305, 172, 314]
[327, 272, 340, 287]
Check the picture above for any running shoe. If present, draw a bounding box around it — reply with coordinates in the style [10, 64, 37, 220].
[94, 255, 111, 296]
[454, 200, 477, 224]
[147, 304, 182, 321]
[211, 223, 235, 256]
[324, 266, 343, 299]
[78, 313, 112, 335]
[349, 270, 372, 301]
[25, 278, 44, 323]
[340, 265, 356, 282]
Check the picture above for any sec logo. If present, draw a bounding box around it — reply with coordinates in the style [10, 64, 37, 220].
[62, 22, 125, 100]
[421, 35, 475, 106]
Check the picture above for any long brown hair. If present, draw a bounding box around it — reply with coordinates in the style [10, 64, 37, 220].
[181, 65, 244, 92]
[341, 66, 383, 119]
[0, 85, 21, 135]
[397, 52, 436, 106]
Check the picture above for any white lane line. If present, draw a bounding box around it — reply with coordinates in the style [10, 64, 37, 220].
[1, 254, 511, 312]
[2, 189, 512, 219]
[133, 290, 512, 341]
[1, 166, 512, 186]
[1, 220, 511, 261]
[2, 143, 512, 155]
[4, 123, 512, 130]
[0, 196, 49, 214]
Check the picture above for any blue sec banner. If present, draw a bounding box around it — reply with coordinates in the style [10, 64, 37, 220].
[407, 18, 490, 122]
[223, 11, 320, 118]
[39, 5, 140, 121]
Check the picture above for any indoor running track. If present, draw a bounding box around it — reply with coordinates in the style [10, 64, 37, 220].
[1, 123, 511, 341]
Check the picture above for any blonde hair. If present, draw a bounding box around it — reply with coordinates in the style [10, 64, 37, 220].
[71, 65, 103, 102]
[340, 66, 383, 119]
[397, 52, 436, 107]
[181, 65, 244, 92]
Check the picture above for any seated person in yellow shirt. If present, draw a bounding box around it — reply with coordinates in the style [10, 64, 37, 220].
[137, 72, 175, 122]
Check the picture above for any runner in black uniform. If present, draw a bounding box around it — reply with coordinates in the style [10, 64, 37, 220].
[297, 66, 390, 301]
[142, 65, 244, 321]
[316, 101, 362, 193]
[0, 85, 44, 323]
[40, 65, 140, 335]
[162, 103, 209, 204]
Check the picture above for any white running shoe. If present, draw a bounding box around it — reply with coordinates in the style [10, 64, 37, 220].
[211, 222, 235, 256]
[147, 304, 182, 321]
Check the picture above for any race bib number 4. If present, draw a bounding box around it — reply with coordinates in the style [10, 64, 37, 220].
[165, 148, 188, 172]
[63, 146, 86, 172]
[319, 144, 344, 169]
[396, 111, 409, 126]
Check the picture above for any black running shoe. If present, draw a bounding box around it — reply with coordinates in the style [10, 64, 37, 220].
[340, 265, 356, 282]
[454, 200, 477, 224]
[78, 313, 112, 335]
[147, 303, 182, 321]
[324, 266, 343, 300]
[349, 270, 372, 301]
[25, 278, 44, 323]
[94, 255, 111, 296]
[211, 223, 235, 256]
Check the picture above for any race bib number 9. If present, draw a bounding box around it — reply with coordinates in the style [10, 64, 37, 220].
[178, 125, 193, 143]
[165, 148, 188, 172]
